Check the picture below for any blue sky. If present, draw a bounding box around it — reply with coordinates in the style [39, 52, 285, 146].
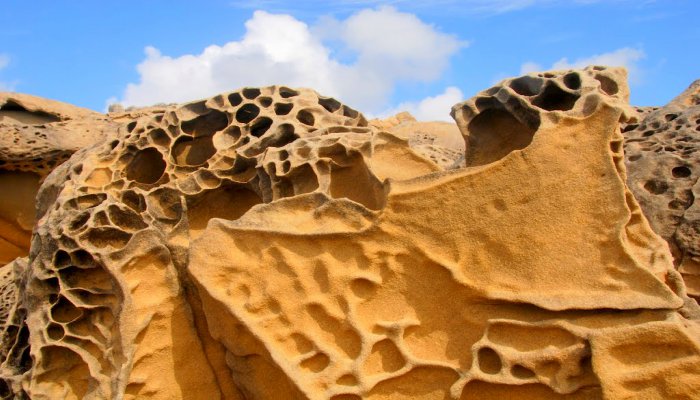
[0, 0, 698, 120]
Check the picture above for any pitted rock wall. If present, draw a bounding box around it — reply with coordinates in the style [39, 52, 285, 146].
[0, 71, 698, 399]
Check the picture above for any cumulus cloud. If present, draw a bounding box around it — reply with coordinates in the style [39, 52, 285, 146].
[378, 86, 464, 122]
[520, 47, 646, 82]
[115, 7, 464, 113]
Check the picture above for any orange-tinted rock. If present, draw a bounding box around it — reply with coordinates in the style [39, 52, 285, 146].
[0, 73, 698, 400]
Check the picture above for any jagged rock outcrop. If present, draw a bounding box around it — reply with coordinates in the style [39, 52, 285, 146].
[0, 70, 698, 400]
[622, 80, 700, 298]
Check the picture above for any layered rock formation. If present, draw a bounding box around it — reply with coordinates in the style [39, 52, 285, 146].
[0, 68, 698, 399]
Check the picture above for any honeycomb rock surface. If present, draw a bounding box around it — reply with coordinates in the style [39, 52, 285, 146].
[0, 74, 699, 400]
[622, 80, 700, 298]
[0, 85, 445, 399]
[189, 71, 700, 399]
[0, 93, 121, 264]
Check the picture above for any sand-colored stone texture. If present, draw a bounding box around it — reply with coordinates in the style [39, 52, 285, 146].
[623, 80, 700, 299]
[0, 93, 120, 265]
[0, 70, 698, 399]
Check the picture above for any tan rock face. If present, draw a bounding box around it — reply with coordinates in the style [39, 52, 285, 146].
[0, 93, 120, 264]
[0, 72, 699, 400]
[622, 80, 700, 298]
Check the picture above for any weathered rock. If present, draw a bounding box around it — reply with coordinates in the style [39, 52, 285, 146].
[0, 85, 443, 399]
[371, 113, 465, 169]
[0, 93, 120, 264]
[0, 71, 699, 400]
[623, 80, 700, 298]
[0, 93, 118, 177]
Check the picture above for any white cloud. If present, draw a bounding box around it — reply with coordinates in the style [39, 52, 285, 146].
[520, 47, 645, 82]
[519, 61, 542, 75]
[0, 54, 9, 70]
[378, 86, 464, 122]
[115, 7, 463, 113]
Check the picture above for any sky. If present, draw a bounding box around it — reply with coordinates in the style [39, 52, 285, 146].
[0, 0, 698, 121]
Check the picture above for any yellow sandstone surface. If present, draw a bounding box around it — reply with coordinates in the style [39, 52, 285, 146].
[0, 69, 697, 399]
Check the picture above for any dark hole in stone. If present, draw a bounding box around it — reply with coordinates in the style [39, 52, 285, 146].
[644, 180, 668, 195]
[181, 109, 228, 137]
[172, 136, 216, 166]
[279, 87, 299, 98]
[509, 76, 544, 96]
[107, 205, 148, 231]
[672, 166, 691, 178]
[251, 117, 273, 138]
[477, 347, 502, 374]
[82, 227, 132, 249]
[236, 104, 260, 124]
[69, 212, 90, 231]
[71, 249, 95, 267]
[466, 108, 537, 166]
[665, 113, 678, 122]
[269, 124, 298, 148]
[275, 103, 294, 115]
[241, 124, 299, 157]
[511, 364, 536, 379]
[122, 190, 146, 213]
[595, 74, 619, 95]
[187, 185, 263, 239]
[148, 128, 171, 146]
[297, 109, 315, 126]
[318, 97, 342, 113]
[242, 88, 261, 99]
[622, 124, 638, 133]
[475, 97, 497, 111]
[610, 140, 622, 153]
[342, 106, 359, 119]
[258, 96, 273, 107]
[51, 296, 82, 323]
[228, 92, 243, 107]
[532, 83, 579, 111]
[181, 100, 208, 116]
[53, 250, 71, 269]
[127, 121, 137, 132]
[563, 72, 582, 90]
[126, 148, 166, 184]
[668, 198, 693, 210]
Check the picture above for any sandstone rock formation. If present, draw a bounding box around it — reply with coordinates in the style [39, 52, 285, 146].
[0, 69, 698, 399]
[623, 80, 700, 298]
[0, 93, 119, 265]
[371, 112, 465, 169]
